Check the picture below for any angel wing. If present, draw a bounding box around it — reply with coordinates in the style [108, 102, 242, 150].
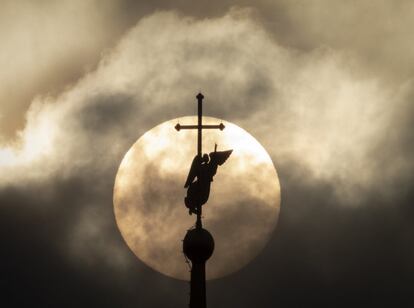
[184, 155, 201, 188]
[209, 149, 233, 166]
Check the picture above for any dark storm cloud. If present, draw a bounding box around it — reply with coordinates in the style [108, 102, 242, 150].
[1, 1, 414, 307]
[0, 153, 188, 307]
[208, 172, 414, 307]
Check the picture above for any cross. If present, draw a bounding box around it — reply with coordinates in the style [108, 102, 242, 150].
[175, 93, 225, 228]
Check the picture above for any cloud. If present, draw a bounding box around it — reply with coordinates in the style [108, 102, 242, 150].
[1, 6, 414, 306]
[0, 5, 412, 252]
[2, 8, 413, 202]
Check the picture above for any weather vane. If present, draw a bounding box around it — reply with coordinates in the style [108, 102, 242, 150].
[175, 93, 232, 308]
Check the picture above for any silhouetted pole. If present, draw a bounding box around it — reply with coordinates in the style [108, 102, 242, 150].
[175, 93, 225, 308]
[197, 93, 203, 159]
[196, 93, 204, 230]
[183, 227, 214, 308]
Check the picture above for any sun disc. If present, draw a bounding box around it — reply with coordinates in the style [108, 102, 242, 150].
[113, 117, 280, 280]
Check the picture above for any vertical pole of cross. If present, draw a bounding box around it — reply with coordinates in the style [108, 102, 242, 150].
[196, 93, 204, 230]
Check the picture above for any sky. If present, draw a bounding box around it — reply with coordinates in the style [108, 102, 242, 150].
[1, 0, 414, 307]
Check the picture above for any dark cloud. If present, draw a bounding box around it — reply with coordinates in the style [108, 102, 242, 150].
[0, 166, 187, 307]
[1, 1, 414, 307]
[207, 166, 414, 307]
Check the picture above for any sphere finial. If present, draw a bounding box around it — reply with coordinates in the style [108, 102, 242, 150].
[183, 227, 214, 262]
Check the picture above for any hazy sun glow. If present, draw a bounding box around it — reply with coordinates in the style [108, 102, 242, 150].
[113, 117, 280, 280]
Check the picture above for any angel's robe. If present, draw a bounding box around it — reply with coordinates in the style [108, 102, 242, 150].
[184, 150, 232, 214]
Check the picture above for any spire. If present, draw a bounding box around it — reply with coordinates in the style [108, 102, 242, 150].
[176, 93, 228, 308]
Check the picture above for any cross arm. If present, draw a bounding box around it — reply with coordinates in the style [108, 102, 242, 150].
[175, 123, 225, 131]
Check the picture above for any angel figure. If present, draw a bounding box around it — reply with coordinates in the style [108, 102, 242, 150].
[184, 144, 232, 215]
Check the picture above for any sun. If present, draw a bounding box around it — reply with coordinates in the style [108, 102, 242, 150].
[113, 116, 280, 280]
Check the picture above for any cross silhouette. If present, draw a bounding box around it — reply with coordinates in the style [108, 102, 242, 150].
[175, 93, 225, 156]
[175, 93, 225, 228]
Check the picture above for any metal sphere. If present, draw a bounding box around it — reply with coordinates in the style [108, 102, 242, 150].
[183, 228, 215, 262]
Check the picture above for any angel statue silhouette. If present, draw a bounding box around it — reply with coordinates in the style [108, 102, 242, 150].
[184, 144, 232, 215]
